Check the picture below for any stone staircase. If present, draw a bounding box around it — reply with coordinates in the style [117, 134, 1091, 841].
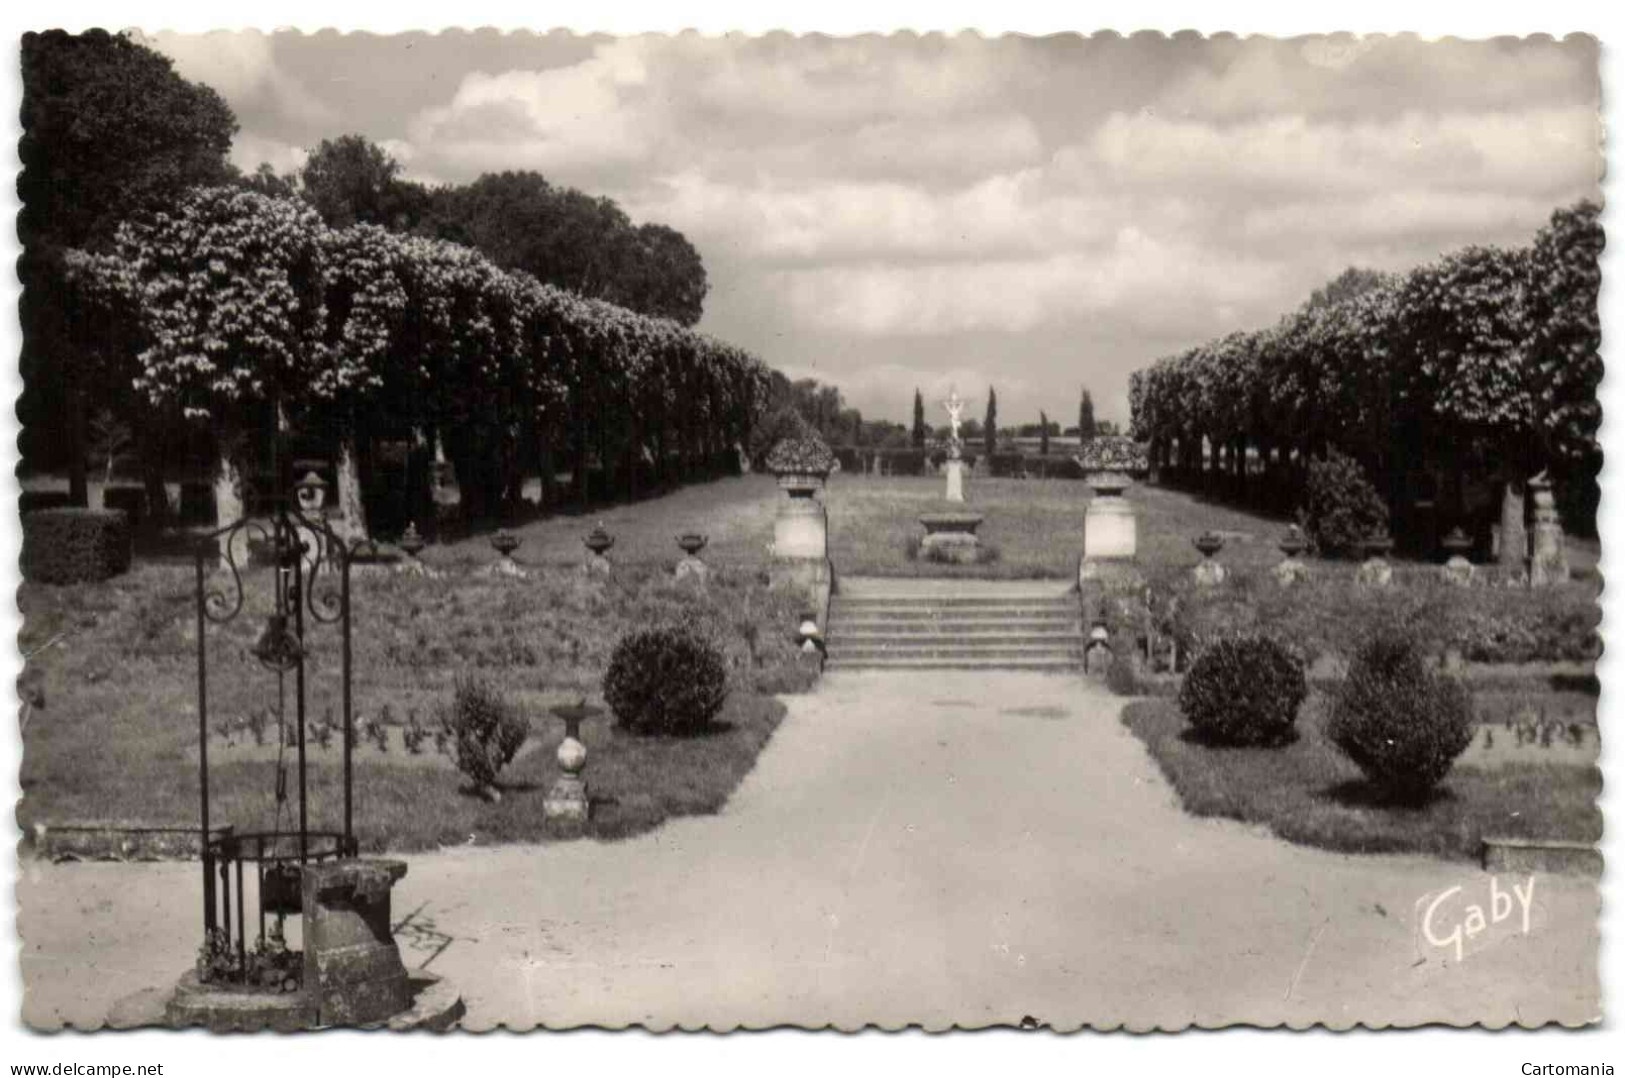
[822, 580, 1083, 672]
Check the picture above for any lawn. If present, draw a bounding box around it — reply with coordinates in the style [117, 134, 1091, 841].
[18, 551, 815, 852]
[1120, 693, 1601, 863]
[822, 473, 1312, 578]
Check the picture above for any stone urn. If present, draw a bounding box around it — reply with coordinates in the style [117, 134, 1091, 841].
[1274, 525, 1310, 586]
[917, 512, 986, 564]
[765, 437, 835, 562]
[1074, 437, 1148, 577]
[1356, 532, 1395, 588]
[545, 700, 600, 826]
[1440, 526, 1475, 586]
[585, 524, 614, 557]
[486, 529, 527, 579]
[675, 532, 709, 583]
[1192, 531, 1226, 587]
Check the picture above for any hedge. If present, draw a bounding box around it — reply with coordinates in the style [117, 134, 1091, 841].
[19, 490, 76, 515]
[21, 508, 132, 585]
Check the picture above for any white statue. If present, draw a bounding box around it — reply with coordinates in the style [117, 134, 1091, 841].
[942, 388, 966, 446]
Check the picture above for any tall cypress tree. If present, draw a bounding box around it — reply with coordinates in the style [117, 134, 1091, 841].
[1039, 410, 1050, 455]
[1079, 388, 1097, 441]
[984, 387, 998, 457]
[912, 388, 926, 448]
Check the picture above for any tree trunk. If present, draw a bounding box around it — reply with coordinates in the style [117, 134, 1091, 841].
[335, 435, 369, 543]
[1499, 471, 1529, 574]
[212, 446, 246, 569]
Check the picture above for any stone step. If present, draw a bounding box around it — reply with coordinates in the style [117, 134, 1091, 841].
[831, 607, 1079, 623]
[824, 645, 1083, 662]
[824, 658, 1081, 672]
[835, 613, 1079, 628]
[831, 632, 1081, 648]
[832, 595, 1077, 609]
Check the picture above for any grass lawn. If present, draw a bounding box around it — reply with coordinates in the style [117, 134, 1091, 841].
[1120, 693, 1601, 863]
[18, 551, 814, 852]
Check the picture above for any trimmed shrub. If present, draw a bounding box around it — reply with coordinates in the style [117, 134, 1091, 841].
[1327, 635, 1475, 801]
[604, 625, 730, 735]
[1298, 450, 1388, 557]
[19, 490, 75, 515]
[21, 508, 132, 585]
[438, 676, 530, 792]
[988, 452, 1027, 478]
[877, 448, 927, 476]
[1177, 634, 1307, 746]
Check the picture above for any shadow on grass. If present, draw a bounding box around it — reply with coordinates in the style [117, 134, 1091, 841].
[1320, 778, 1455, 812]
[1176, 727, 1302, 750]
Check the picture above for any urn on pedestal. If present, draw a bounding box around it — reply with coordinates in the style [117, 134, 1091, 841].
[1075, 436, 1150, 581]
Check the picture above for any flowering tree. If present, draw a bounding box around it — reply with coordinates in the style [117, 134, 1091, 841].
[76, 187, 330, 559]
[1130, 202, 1602, 554]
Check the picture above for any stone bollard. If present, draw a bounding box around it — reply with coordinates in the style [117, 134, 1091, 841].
[301, 859, 412, 1027]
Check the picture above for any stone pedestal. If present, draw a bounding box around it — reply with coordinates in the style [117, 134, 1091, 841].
[675, 556, 709, 584]
[1272, 558, 1309, 586]
[1084, 640, 1113, 679]
[1082, 475, 1137, 562]
[1529, 478, 1570, 587]
[544, 738, 590, 824]
[918, 512, 985, 564]
[1356, 557, 1393, 588]
[302, 860, 411, 1027]
[773, 478, 828, 560]
[1192, 560, 1226, 587]
[1440, 555, 1475, 586]
[944, 459, 965, 503]
[483, 556, 528, 580]
[583, 552, 613, 576]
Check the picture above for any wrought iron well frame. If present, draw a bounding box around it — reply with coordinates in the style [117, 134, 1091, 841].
[193, 478, 372, 976]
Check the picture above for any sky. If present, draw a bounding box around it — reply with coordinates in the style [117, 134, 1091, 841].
[142, 30, 1602, 428]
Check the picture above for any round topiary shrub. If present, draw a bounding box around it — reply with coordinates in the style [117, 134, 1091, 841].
[1177, 634, 1307, 746]
[1327, 635, 1475, 802]
[1298, 449, 1389, 557]
[604, 625, 730, 735]
[21, 507, 132, 584]
[438, 676, 530, 794]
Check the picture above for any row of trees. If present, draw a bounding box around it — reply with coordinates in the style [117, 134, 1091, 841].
[20, 29, 713, 506]
[1128, 201, 1603, 559]
[906, 386, 1113, 453]
[64, 186, 775, 556]
[250, 139, 709, 327]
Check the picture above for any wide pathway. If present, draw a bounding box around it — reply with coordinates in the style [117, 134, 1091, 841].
[20, 671, 1597, 1030]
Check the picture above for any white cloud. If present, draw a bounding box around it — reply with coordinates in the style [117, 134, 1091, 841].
[1078, 107, 1598, 198]
[768, 229, 1285, 339]
[151, 30, 335, 127]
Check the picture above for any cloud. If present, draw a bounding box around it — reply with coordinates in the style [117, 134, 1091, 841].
[1156, 35, 1598, 122]
[768, 228, 1285, 338]
[149, 30, 336, 128]
[1075, 106, 1599, 199]
[405, 42, 661, 177]
[143, 31, 1602, 424]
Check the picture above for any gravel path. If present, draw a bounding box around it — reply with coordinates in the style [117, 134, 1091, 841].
[20, 670, 1597, 1030]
